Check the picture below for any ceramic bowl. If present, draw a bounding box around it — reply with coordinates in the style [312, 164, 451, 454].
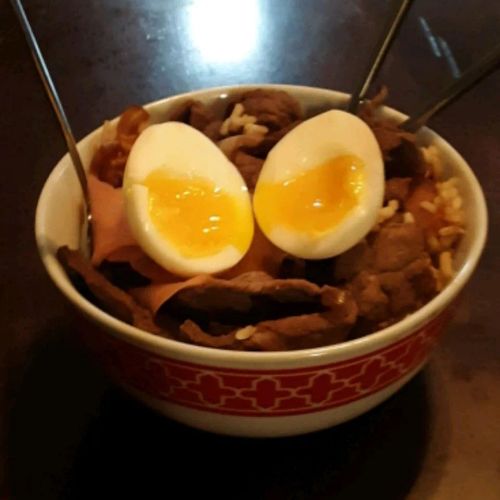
[35, 84, 487, 437]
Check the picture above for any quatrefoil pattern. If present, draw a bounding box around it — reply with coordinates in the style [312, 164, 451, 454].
[85, 312, 448, 416]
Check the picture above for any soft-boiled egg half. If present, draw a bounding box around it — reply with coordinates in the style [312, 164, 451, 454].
[253, 109, 384, 260]
[123, 122, 254, 277]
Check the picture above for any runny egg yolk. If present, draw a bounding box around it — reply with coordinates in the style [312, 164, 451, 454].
[254, 155, 365, 235]
[143, 170, 251, 258]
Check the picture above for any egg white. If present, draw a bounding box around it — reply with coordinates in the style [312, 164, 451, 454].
[123, 122, 254, 277]
[254, 109, 385, 259]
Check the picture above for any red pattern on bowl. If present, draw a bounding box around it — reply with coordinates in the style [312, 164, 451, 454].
[82, 310, 449, 417]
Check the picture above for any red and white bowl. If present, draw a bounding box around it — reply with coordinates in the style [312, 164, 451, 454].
[35, 85, 487, 437]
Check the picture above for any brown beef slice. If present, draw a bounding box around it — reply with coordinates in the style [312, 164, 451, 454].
[245, 313, 352, 351]
[179, 321, 239, 349]
[405, 257, 439, 300]
[171, 272, 325, 315]
[358, 88, 417, 159]
[116, 106, 150, 152]
[57, 247, 163, 336]
[377, 271, 418, 317]
[334, 240, 372, 282]
[167, 99, 218, 133]
[350, 256, 438, 324]
[371, 124, 415, 158]
[372, 223, 425, 272]
[379, 256, 438, 317]
[334, 224, 424, 282]
[358, 86, 389, 120]
[348, 271, 389, 322]
[240, 89, 302, 130]
[90, 106, 150, 188]
[89, 142, 127, 188]
[180, 288, 357, 351]
[358, 88, 427, 170]
[385, 139, 428, 179]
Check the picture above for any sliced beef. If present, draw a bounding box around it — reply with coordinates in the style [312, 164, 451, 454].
[335, 223, 425, 281]
[131, 272, 328, 320]
[244, 311, 354, 351]
[89, 142, 127, 188]
[334, 224, 425, 282]
[357, 86, 428, 179]
[239, 89, 302, 131]
[334, 240, 372, 282]
[358, 87, 416, 159]
[132, 271, 359, 341]
[336, 220, 437, 326]
[372, 223, 425, 272]
[98, 260, 151, 289]
[179, 287, 357, 351]
[378, 271, 418, 317]
[116, 106, 150, 152]
[385, 139, 429, 179]
[167, 272, 331, 323]
[104, 245, 175, 283]
[90, 106, 149, 187]
[57, 247, 164, 336]
[380, 255, 438, 316]
[348, 271, 389, 322]
[358, 85, 389, 118]
[179, 321, 238, 349]
[405, 257, 440, 300]
[347, 254, 438, 325]
[372, 125, 415, 160]
[166, 99, 221, 140]
[69, 87, 450, 351]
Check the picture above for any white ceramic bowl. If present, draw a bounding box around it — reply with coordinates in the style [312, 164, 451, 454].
[35, 84, 487, 437]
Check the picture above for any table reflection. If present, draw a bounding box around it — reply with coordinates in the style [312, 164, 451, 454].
[185, 0, 262, 65]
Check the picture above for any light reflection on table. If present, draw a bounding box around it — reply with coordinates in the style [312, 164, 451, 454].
[185, 0, 262, 65]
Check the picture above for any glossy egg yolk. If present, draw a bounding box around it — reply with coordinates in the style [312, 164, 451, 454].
[254, 155, 365, 235]
[143, 170, 251, 258]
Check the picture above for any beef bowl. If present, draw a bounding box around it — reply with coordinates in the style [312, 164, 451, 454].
[35, 84, 487, 437]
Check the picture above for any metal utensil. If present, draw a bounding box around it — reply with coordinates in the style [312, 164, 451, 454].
[10, 0, 93, 255]
[347, 0, 414, 114]
[401, 42, 500, 132]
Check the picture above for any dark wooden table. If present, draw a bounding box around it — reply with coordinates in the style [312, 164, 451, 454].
[1, 1, 499, 498]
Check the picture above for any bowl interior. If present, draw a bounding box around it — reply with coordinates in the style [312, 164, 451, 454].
[35, 84, 488, 364]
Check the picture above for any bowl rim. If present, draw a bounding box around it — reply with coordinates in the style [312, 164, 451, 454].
[35, 83, 488, 365]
